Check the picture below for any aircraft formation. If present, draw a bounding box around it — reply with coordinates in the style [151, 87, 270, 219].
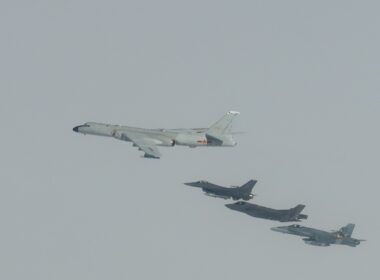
[184, 180, 363, 247]
[73, 111, 364, 247]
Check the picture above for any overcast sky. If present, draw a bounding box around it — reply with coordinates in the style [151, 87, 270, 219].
[1, 1, 379, 279]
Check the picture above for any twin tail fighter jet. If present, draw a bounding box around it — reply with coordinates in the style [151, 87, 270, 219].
[271, 223, 365, 247]
[73, 111, 240, 159]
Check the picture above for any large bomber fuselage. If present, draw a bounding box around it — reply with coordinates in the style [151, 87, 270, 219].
[73, 122, 237, 147]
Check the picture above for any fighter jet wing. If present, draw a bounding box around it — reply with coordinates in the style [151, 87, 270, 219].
[120, 132, 161, 159]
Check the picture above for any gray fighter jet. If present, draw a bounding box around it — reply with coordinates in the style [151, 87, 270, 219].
[73, 111, 240, 158]
[184, 180, 257, 200]
[271, 224, 365, 247]
[225, 201, 308, 222]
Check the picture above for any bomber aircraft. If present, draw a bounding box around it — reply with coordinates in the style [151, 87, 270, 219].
[184, 180, 257, 200]
[225, 201, 308, 222]
[271, 223, 364, 247]
[73, 111, 240, 159]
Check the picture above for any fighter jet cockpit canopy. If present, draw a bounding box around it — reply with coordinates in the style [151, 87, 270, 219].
[197, 180, 208, 184]
[290, 224, 301, 228]
[236, 201, 246, 206]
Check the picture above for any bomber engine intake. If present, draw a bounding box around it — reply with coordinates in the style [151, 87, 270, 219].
[156, 138, 175, 147]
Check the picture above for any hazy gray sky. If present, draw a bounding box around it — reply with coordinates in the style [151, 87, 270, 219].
[1, 1, 379, 279]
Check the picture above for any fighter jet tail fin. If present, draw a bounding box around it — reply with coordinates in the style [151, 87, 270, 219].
[340, 224, 355, 237]
[240, 180, 257, 194]
[207, 111, 240, 135]
[290, 204, 307, 220]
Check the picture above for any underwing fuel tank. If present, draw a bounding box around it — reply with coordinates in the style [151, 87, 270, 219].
[303, 239, 330, 247]
[203, 192, 230, 199]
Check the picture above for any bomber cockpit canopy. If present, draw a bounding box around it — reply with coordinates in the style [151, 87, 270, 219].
[81, 123, 91, 127]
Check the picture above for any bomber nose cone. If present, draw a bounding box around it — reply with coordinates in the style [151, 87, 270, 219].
[73, 126, 80, 132]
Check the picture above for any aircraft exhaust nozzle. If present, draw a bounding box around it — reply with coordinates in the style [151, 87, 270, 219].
[298, 214, 308, 220]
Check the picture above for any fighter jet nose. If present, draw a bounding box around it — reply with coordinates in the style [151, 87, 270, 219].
[184, 182, 198, 187]
[271, 227, 287, 233]
[73, 126, 80, 132]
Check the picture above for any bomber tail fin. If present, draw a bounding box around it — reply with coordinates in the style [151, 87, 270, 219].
[340, 224, 355, 237]
[207, 111, 240, 136]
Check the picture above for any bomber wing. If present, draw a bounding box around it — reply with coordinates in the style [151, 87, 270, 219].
[120, 132, 162, 159]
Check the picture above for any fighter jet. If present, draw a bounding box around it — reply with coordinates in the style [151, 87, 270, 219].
[271, 223, 365, 247]
[184, 180, 257, 200]
[225, 201, 308, 222]
[73, 111, 240, 159]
